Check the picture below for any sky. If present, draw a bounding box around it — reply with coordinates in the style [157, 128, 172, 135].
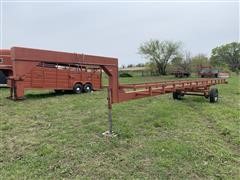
[1, 1, 239, 66]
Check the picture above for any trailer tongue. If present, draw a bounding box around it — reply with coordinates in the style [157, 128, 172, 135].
[7, 47, 227, 135]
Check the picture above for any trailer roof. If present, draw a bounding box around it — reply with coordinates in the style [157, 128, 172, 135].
[11, 47, 118, 66]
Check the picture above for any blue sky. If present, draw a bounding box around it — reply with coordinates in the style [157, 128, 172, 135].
[1, 1, 239, 66]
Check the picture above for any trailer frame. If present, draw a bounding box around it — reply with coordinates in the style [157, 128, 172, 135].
[7, 47, 228, 136]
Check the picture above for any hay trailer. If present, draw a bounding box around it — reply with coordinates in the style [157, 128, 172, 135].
[8, 47, 227, 135]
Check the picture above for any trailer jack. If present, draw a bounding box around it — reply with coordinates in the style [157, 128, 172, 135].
[102, 87, 117, 137]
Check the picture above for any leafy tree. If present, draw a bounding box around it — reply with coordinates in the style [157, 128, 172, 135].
[171, 56, 182, 66]
[127, 64, 134, 68]
[172, 51, 192, 72]
[210, 42, 240, 72]
[145, 62, 158, 76]
[136, 63, 145, 67]
[191, 54, 209, 72]
[139, 40, 181, 75]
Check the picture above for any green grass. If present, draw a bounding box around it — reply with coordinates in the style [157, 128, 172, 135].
[0, 75, 239, 179]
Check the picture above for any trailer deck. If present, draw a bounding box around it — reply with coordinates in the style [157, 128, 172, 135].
[117, 78, 227, 102]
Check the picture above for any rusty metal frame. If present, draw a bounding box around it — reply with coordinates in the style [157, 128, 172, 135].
[106, 78, 227, 135]
[6, 47, 228, 136]
[116, 78, 227, 103]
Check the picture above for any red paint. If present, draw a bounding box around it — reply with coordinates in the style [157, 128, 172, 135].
[7, 47, 227, 103]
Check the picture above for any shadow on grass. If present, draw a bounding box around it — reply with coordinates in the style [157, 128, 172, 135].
[0, 86, 9, 89]
[25, 91, 74, 100]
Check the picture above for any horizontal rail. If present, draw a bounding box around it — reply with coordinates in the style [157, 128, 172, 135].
[0, 65, 12, 69]
[119, 78, 227, 90]
[116, 78, 227, 103]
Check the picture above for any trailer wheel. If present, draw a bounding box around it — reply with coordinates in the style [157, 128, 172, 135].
[73, 83, 83, 94]
[173, 91, 183, 100]
[83, 83, 93, 93]
[209, 88, 218, 103]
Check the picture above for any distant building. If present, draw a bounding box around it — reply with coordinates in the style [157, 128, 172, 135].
[119, 66, 148, 72]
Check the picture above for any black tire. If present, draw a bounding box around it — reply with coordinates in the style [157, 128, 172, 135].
[209, 88, 218, 103]
[201, 75, 204, 78]
[173, 91, 183, 100]
[83, 83, 93, 93]
[215, 74, 218, 78]
[73, 83, 83, 94]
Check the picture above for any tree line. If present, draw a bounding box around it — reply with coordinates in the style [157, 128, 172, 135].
[135, 40, 239, 75]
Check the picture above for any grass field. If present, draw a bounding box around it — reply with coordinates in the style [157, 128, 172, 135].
[0, 75, 239, 179]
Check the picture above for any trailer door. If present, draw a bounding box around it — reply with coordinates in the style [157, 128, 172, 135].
[31, 66, 44, 88]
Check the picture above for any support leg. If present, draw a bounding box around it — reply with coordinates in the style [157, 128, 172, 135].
[108, 107, 112, 134]
[102, 87, 117, 137]
[8, 80, 15, 100]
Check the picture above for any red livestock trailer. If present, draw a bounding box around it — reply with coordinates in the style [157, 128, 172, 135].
[6, 47, 103, 99]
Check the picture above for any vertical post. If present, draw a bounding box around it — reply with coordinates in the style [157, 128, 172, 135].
[107, 87, 113, 134]
[149, 86, 152, 96]
[13, 80, 16, 100]
[10, 80, 14, 99]
[100, 68, 103, 88]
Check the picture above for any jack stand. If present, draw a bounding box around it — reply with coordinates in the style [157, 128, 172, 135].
[102, 131, 117, 137]
[102, 87, 117, 137]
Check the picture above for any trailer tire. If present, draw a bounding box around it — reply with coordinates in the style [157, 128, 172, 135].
[209, 88, 218, 103]
[73, 83, 83, 94]
[83, 83, 93, 93]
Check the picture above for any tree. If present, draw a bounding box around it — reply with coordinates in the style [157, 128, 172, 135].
[172, 51, 192, 72]
[146, 61, 158, 76]
[139, 40, 181, 75]
[127, 64, 134, 68]
[210, 42, 240, 72]
[136, 63, 145, 67]
[191, 54, 209, 72]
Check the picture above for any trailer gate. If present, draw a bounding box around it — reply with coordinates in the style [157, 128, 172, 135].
[7, 47, 228, 136]
[0, 49, 12, 78]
